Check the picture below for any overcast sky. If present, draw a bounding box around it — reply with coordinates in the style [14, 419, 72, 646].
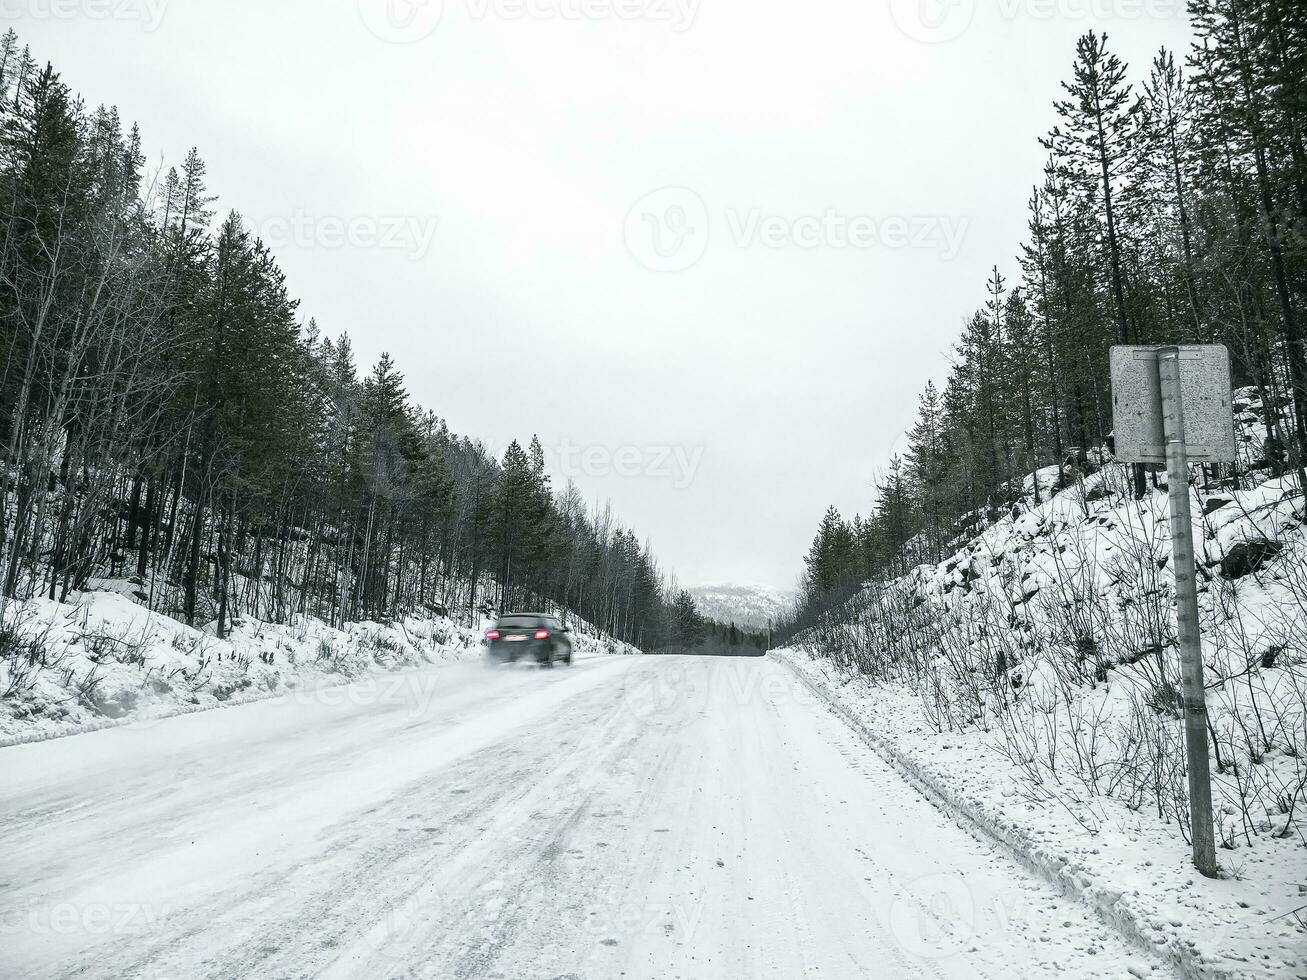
[22, 0, 1193, 592]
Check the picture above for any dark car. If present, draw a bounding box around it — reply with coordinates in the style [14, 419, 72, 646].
[485, 613, 573, 667]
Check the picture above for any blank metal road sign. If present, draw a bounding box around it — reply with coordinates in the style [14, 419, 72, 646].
[1110, 345, 1237, 464]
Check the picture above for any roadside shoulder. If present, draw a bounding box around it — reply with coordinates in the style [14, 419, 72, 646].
[771, 648, 1305, 980]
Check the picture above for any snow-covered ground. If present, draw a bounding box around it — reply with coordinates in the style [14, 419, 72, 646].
[0, 588, 630, 745]
[1, 655, 1173, 979]
[775, 648, 1305, 980]
[688, 582, 793, 629]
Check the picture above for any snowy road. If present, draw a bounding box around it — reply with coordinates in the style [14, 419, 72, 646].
[1, 654, 1169, 980]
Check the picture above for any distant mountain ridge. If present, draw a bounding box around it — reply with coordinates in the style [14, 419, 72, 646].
[688, 584, 793, 631]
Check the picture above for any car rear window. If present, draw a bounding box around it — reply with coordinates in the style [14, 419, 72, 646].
[497, 615, 544, 628]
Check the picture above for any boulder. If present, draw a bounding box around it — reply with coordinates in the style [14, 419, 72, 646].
[1202, 496, 1233, 516]
[1219, 539, 1283, 579]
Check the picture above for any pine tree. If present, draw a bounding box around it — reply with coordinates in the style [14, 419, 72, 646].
[874, 456, 914, 574]
[905, 380, 948, 559]
[803, 506, 855, 601]
[1004, 289, 1045, 503]
[1135, 47, 1203, 342]
[1045, 31, 1147, 496]
[1189, 1, 1307, 473]
[1021, 183, 1066, 472]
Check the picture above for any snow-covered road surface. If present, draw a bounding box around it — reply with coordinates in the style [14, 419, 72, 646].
[2, 654, 1170, 980]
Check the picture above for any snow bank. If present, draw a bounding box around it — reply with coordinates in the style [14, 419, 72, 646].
[775, 647, 1305, 980]
[0, 590, 632, 746]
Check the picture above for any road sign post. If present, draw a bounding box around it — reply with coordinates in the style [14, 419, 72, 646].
[1157, 347, 1218, 878]
[1111, 345, 1232, 879]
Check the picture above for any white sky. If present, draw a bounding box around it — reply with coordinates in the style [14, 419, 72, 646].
[22, 0, 1193, 592]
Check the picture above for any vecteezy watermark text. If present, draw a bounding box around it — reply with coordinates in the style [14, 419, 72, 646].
[624, 187, 969, 272]
[1, 900, 173, 937]
[887, 873, 1028, 959]
[464, 0, 699, 29]
[0, 0, 168, 29]
[356, 0, 699, 43]
[555, 440, 704, 490]
[889, 0, 1184, 44]
[725, 209, 968, 257]
[249, 211, 440, 261]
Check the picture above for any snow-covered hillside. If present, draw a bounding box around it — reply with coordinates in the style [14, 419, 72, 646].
[688, 583, 793, 630]
[785, 453, 1307, 977]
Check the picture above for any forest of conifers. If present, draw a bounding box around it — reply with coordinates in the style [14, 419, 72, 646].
[0, 27, 698, 650]
[791, 3, 1307, 630]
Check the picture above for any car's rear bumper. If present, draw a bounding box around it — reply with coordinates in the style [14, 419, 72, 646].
[487, 641, 552, 663]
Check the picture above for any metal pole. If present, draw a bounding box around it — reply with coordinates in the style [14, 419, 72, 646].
[1157, 346, 1218, 878]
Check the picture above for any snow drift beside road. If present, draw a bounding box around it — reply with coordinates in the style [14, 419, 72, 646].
[775, 647, 1304, 980]
[0, 590, 632, 745]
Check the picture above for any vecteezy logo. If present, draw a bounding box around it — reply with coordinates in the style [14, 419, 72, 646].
[888, 0, 975, 43]
[886, 872, 976, 959]
[364, 894, 426, 962]
[624, 187, 709, 273]
[620, 658, 706, 728]
[358, 0, 444, 43]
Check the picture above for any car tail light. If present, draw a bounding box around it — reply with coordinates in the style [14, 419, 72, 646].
[534, 629, 549, 639]
[485, 630, 500, 640]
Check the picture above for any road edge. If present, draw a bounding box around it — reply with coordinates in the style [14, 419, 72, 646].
[769, 650, 1227, 980]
